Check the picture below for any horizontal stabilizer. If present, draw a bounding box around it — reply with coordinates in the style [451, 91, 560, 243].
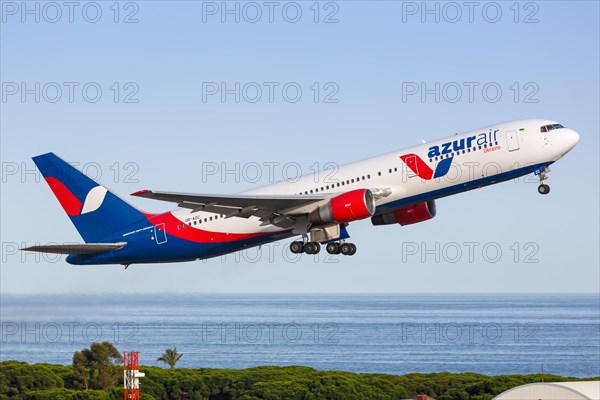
[21, 242, 127, 255]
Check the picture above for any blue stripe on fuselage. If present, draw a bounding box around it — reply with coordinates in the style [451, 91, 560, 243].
[375, 162, 552, 214]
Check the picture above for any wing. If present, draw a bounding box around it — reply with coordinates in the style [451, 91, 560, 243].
[131, 189, 329, 229]
[131, 188, 392, 231]
[21, 242, 127, 255]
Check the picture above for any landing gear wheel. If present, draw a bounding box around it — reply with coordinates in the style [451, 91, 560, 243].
[304, 242, 321, 255]
[348, 243, 357, 256]
[290, 241, 304, 254]
[340, 243, 353, 255]
[538, 184, 550, 195]
[326, 243, 340, 254]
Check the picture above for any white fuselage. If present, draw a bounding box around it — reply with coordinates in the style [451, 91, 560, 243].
[172, 119, 580, 235]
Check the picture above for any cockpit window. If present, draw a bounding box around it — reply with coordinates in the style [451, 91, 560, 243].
[540, 123, 565, 132]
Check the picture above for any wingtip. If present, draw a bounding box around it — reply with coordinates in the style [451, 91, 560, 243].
[131, 189, 150, 196]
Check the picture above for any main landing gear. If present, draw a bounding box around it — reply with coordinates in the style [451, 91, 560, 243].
[290, 231, 357, 256]
[537, 167, 551, 195]
[290, 241, 357, 256]
[290, 241, 321, 255]
[327, 242, 356, 256]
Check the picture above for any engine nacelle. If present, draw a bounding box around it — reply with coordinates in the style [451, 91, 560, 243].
[371, 200, 437, 226]
[309, 189, 376, 224]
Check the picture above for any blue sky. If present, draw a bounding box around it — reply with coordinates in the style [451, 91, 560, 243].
[1, 1, 598, 294]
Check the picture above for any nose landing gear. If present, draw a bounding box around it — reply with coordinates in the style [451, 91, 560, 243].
[536, 166, 551, 195]
[538, 184, 550, 195]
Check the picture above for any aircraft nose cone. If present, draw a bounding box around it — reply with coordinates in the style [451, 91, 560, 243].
[564, 129, 580, 149]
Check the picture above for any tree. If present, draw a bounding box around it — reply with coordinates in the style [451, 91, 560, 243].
[72, 342, 122, 390]
[156, 348, 183, 369]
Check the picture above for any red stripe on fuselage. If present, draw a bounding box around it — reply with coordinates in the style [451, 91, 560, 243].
[399, 154, 434, 180]
[146, 212, 280, 243]
[45, 177, 82, 216]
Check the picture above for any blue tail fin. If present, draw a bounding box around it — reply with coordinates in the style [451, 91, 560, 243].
[32, 153, 148, 243]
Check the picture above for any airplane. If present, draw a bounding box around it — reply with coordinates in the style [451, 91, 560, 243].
[22, 119, 579, 266]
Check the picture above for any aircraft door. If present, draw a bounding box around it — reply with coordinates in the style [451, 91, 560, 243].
[506, 130, 520, 152]
[405, 154, 418, 178]
[154, 223, 167, 244]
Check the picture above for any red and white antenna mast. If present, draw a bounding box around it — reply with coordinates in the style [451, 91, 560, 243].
[124, 351, 145, 400]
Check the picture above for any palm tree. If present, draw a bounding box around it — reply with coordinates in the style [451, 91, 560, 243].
[157, 348, 183, 369]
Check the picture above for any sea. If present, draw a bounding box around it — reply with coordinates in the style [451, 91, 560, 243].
[1, 293, 598, 377]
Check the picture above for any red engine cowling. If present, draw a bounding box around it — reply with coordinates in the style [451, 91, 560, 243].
[371, 200, 436, 226]
[309, 189, 376, 224]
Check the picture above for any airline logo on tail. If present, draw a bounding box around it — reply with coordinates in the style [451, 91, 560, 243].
[45, 177, 107, 216]
[400, 154, 453, 180]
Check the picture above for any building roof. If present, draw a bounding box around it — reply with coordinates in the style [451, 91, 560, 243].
[494, 381, 600, 400]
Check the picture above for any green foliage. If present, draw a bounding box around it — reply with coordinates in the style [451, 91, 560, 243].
[20, 388, 109, 400]
[22, 388, 73, 400]
[72, 342, 121, 391]
[0, 361, 64, 398]
[156, 349, 183, 370]
[1, 360, 598, 400]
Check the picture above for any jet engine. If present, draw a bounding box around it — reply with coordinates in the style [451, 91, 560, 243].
[309, 189, 376, 224]
[371, 200, 436, 226]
